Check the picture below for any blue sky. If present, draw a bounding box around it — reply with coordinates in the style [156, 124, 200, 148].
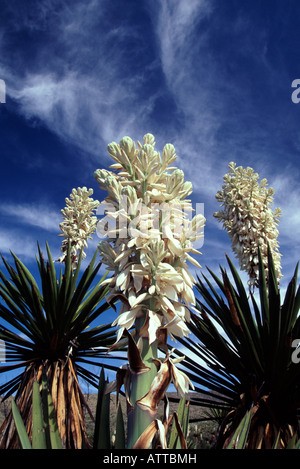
[1, 0, 300, 386]
[1, 0, 300, 277]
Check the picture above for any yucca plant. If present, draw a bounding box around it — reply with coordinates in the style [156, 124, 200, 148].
[173, 162, 300, 449]
[226, 405, 300, 449]
[0, 243, 119, 449]
[176, 247, 300, 448]
[94, 133, 205, 448]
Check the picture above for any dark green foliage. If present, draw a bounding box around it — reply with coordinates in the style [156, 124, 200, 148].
[93, 368, 126, 449]
[0, 243, 119, 395]
[0, 243, 121, 448]
[11, 373, 63, 449]
[177, 247, 300, 448]
[93, 368, 111, 449]
[168, 395, 190, 449]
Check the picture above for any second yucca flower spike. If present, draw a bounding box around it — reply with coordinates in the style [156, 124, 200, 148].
[214, 162, 282, 287]
[58, 187, 100, 265]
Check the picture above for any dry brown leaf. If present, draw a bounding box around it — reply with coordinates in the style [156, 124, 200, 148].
[36, 363, 43, 383]
[157, 328, 168, 351]
[106, 292, 131, 311]
[124, 329, 150, 374]
[105, 366, 129, 404]
[51, 361, 59, 410]
[132, 420, 157, 449]
[57, 363, 66, 446]
[222, 271, 242, 329]
[136, 360, 172, 416]
[70, 384, 82, 449]
[132, 419, 167, 449]
[138, 313, 150, 338]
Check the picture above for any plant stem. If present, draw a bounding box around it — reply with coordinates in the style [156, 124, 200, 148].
[127, 315, 158, 448]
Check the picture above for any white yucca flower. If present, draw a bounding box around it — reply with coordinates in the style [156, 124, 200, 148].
[95, 134, 205, 396]
[58, 187, 99, 264]
[214, 162, 282, 286]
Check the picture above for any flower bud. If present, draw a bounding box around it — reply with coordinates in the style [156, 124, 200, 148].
[143, 133, 155, 146]
[120, 136, 136, 160]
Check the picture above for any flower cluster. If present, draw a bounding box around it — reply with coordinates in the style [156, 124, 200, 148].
[58, 187, 99, 264]
[214, 162, 282, 286]
[94, 134, 205, 346]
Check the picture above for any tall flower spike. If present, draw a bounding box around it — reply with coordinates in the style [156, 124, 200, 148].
[95, 133, 205, 448]
[58, 187, 100, 264]
[95, 134, 205, 345]
[214, 162, 282, 286]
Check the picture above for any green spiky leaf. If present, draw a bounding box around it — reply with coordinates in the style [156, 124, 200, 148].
[114, 402, 126, 449]
[32, 380, 47, 449]
[11, 398, 32, 449]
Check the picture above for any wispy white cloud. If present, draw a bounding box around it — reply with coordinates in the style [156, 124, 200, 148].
[0, 202, 61, 232]
[0, 202, 62, 261]
[144, 0, 236, 204]
[0, 228, 41, 260]
[1, 1, 161, 159]
[149, 0, 217, 136]
[269, 169, 300, 277]
[146, 0, 295, 206]
[153, 0, 213, 76]
[0, 0, 298, 283]
[6, 71, 138, 158]
[272, 170, 300, 241]
[0, 199, 110, 268]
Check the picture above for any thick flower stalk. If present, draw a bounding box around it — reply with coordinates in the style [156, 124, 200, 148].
[214, 162, 282, 286]
[94, 133, 205, 447]
[58, 187, 100, 264]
